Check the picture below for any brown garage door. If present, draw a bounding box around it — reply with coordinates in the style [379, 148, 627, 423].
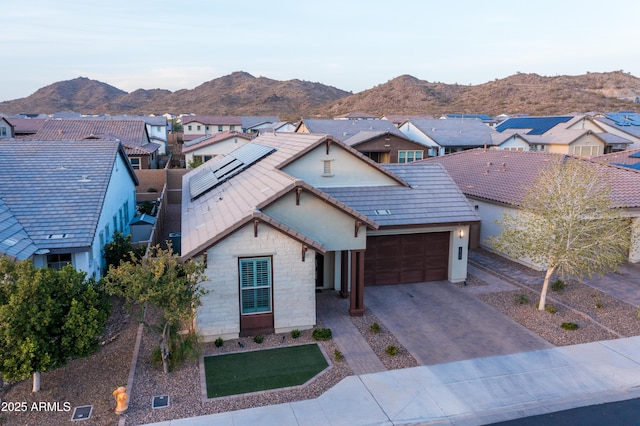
[364, 232, 450, 285]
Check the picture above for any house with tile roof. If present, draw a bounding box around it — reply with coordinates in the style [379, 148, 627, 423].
[181, 131, 254, 168]
[591, 112, 640, 150]
[399, 118, 498, 156]
[0, 117, 12, 139]
[0, 139, 139, 278]
[181, 115, 244, 142]
[496, 115, 634, 156]
[2, 117, 47, 138]
[592, 148, 640, 170]
[240, 116, 281, 132]
[421, 149, 640, 266]
[296, 118, 427, 163]
[31, 119, 160, 169]
[181, 132, 479, 340]
[444, 114, 498, 127]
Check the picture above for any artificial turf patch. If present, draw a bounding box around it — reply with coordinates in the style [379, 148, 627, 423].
[204, 344, 329, 398]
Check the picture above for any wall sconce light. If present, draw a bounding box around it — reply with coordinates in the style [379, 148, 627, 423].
[458, 229, 465, 239]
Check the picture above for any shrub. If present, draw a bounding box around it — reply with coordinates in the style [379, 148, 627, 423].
[334, 349, 344, 360]
[151, 330, 201, 370]
[545, 305, 556, 314]
[561, 322, 579, 330]
[291, 329, 301, 339]
[214, 337, 223, 348]
[551, 279, 567, 292]
[137, 200, 155, 216]
[516, 294, 530, 305]
[385, 345, 399, 356]
[253, 335, 265, 344]
[370, 322, 381, 334]
[312, 328, 332, 341]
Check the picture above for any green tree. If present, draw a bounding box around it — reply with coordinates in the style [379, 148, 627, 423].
[103, 245, 206, 373]
[0, 258, 110, 391]
[103, 231, 142, 269]
[491, 157, 632, 310]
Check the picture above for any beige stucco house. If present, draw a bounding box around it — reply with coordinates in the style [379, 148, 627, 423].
[181, 132, 479, 341]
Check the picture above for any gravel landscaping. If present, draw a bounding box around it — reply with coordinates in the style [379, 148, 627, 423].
[2, 250, 640, 426]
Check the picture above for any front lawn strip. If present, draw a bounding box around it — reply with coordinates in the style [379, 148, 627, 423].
[203, 343, 329, 398]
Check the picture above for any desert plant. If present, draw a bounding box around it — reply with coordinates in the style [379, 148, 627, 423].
[550, 279, 567, 292]
[561, 322, 579, 330]
[544, 304, 556, 314]
[370, 322, 381, 334]
[385, 345, 399, 356]
[334, 349, 344, 360]
[214, 337, 224, 348]
[312, 328, 332, 341]
[516, 294, 530, 305]
[291, 329, 301, 339]
[253, 335, 265, 344]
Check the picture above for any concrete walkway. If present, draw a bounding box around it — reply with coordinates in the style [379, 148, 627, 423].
[316, 291, 386, 375]
[143, 336, 640, 425]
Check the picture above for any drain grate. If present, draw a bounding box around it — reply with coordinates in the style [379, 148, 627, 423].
[152, 395, 169, 409]
[71, 405, 93, 421]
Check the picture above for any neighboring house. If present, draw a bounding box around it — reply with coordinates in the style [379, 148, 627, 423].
[444, 114, 498, 127]
[421, 149, 640, 267]
[296, 118, 404, 141]
[0, 139, 139, 277]
[241, 116, 281, 133]
[399, 118, 498, 156]
[343, 130, 433, 163]
[182, 116, 242, 142]
[255, 121, 297, 134]
[0, 117, 13, 138]
[591, 112, 640, 150]
[4, 117, 47, 137]
[592, 148, 640, 170]
[181, 132, 479, 340]
[496, 115, 633, 156]
[31, 119, 160, 169]
[181, 131, 254, 168]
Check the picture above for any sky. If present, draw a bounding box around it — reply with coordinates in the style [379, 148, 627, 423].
[3, 0, 640, 102]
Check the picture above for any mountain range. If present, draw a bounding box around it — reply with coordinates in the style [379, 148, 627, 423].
[2, 70, 640, 119]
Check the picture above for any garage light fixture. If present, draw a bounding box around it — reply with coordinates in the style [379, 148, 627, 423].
[458, 229, 464, 239]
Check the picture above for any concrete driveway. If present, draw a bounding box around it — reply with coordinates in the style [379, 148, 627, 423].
[365, 281, 553, 365]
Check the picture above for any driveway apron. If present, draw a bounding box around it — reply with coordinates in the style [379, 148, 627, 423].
[365, 282, 553, 365]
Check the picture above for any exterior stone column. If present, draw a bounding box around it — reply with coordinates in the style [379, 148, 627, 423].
[349, 249, 365, 316]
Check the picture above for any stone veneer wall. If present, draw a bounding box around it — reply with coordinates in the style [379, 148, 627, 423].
[196, 223, 316, 341]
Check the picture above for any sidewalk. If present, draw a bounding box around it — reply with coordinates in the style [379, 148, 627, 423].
[143, 336, 640, 425]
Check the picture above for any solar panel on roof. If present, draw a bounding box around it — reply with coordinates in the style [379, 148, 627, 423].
[189, 142, 276, 200]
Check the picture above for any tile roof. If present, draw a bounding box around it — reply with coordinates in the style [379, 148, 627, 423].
[495, 116, 574, 135]
[300, 118, 404, 141]
[0, 198, 39, 261]
[342, 130, 409, 147]
[241, 116, 281, 129]
[592, 148, 640, 165]
[181, 131, 253, 154]
[404, 118, 497, 147]
[0, 139, 137, 254]
[321, 163, 480, 227]
[333, 111, 379, 119]
[4, 117, 47, 134]
[182, 115, 242, 126]
[181, 133, 381, 259]
[383, 114, 434, 125]
[181, 132, 481, 259]
[421, 149, 640, 209]
[32, 119, 155, 153]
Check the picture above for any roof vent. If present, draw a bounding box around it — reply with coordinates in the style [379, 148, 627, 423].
[374, 209, 392, 215]
[77, 175, 91, 183]
[47, 234, 68, 239]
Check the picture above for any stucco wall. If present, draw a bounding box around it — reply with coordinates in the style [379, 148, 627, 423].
[196, 224, 316, 341]
[281, 144, 400, 188]
[263, 191, 367, 251]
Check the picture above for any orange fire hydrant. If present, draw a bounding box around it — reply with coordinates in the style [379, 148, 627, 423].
[113, 386, 129, 414]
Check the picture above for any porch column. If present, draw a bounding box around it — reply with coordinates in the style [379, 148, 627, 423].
[349, 249, 365, 316]
[340, 250, 349, 298]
